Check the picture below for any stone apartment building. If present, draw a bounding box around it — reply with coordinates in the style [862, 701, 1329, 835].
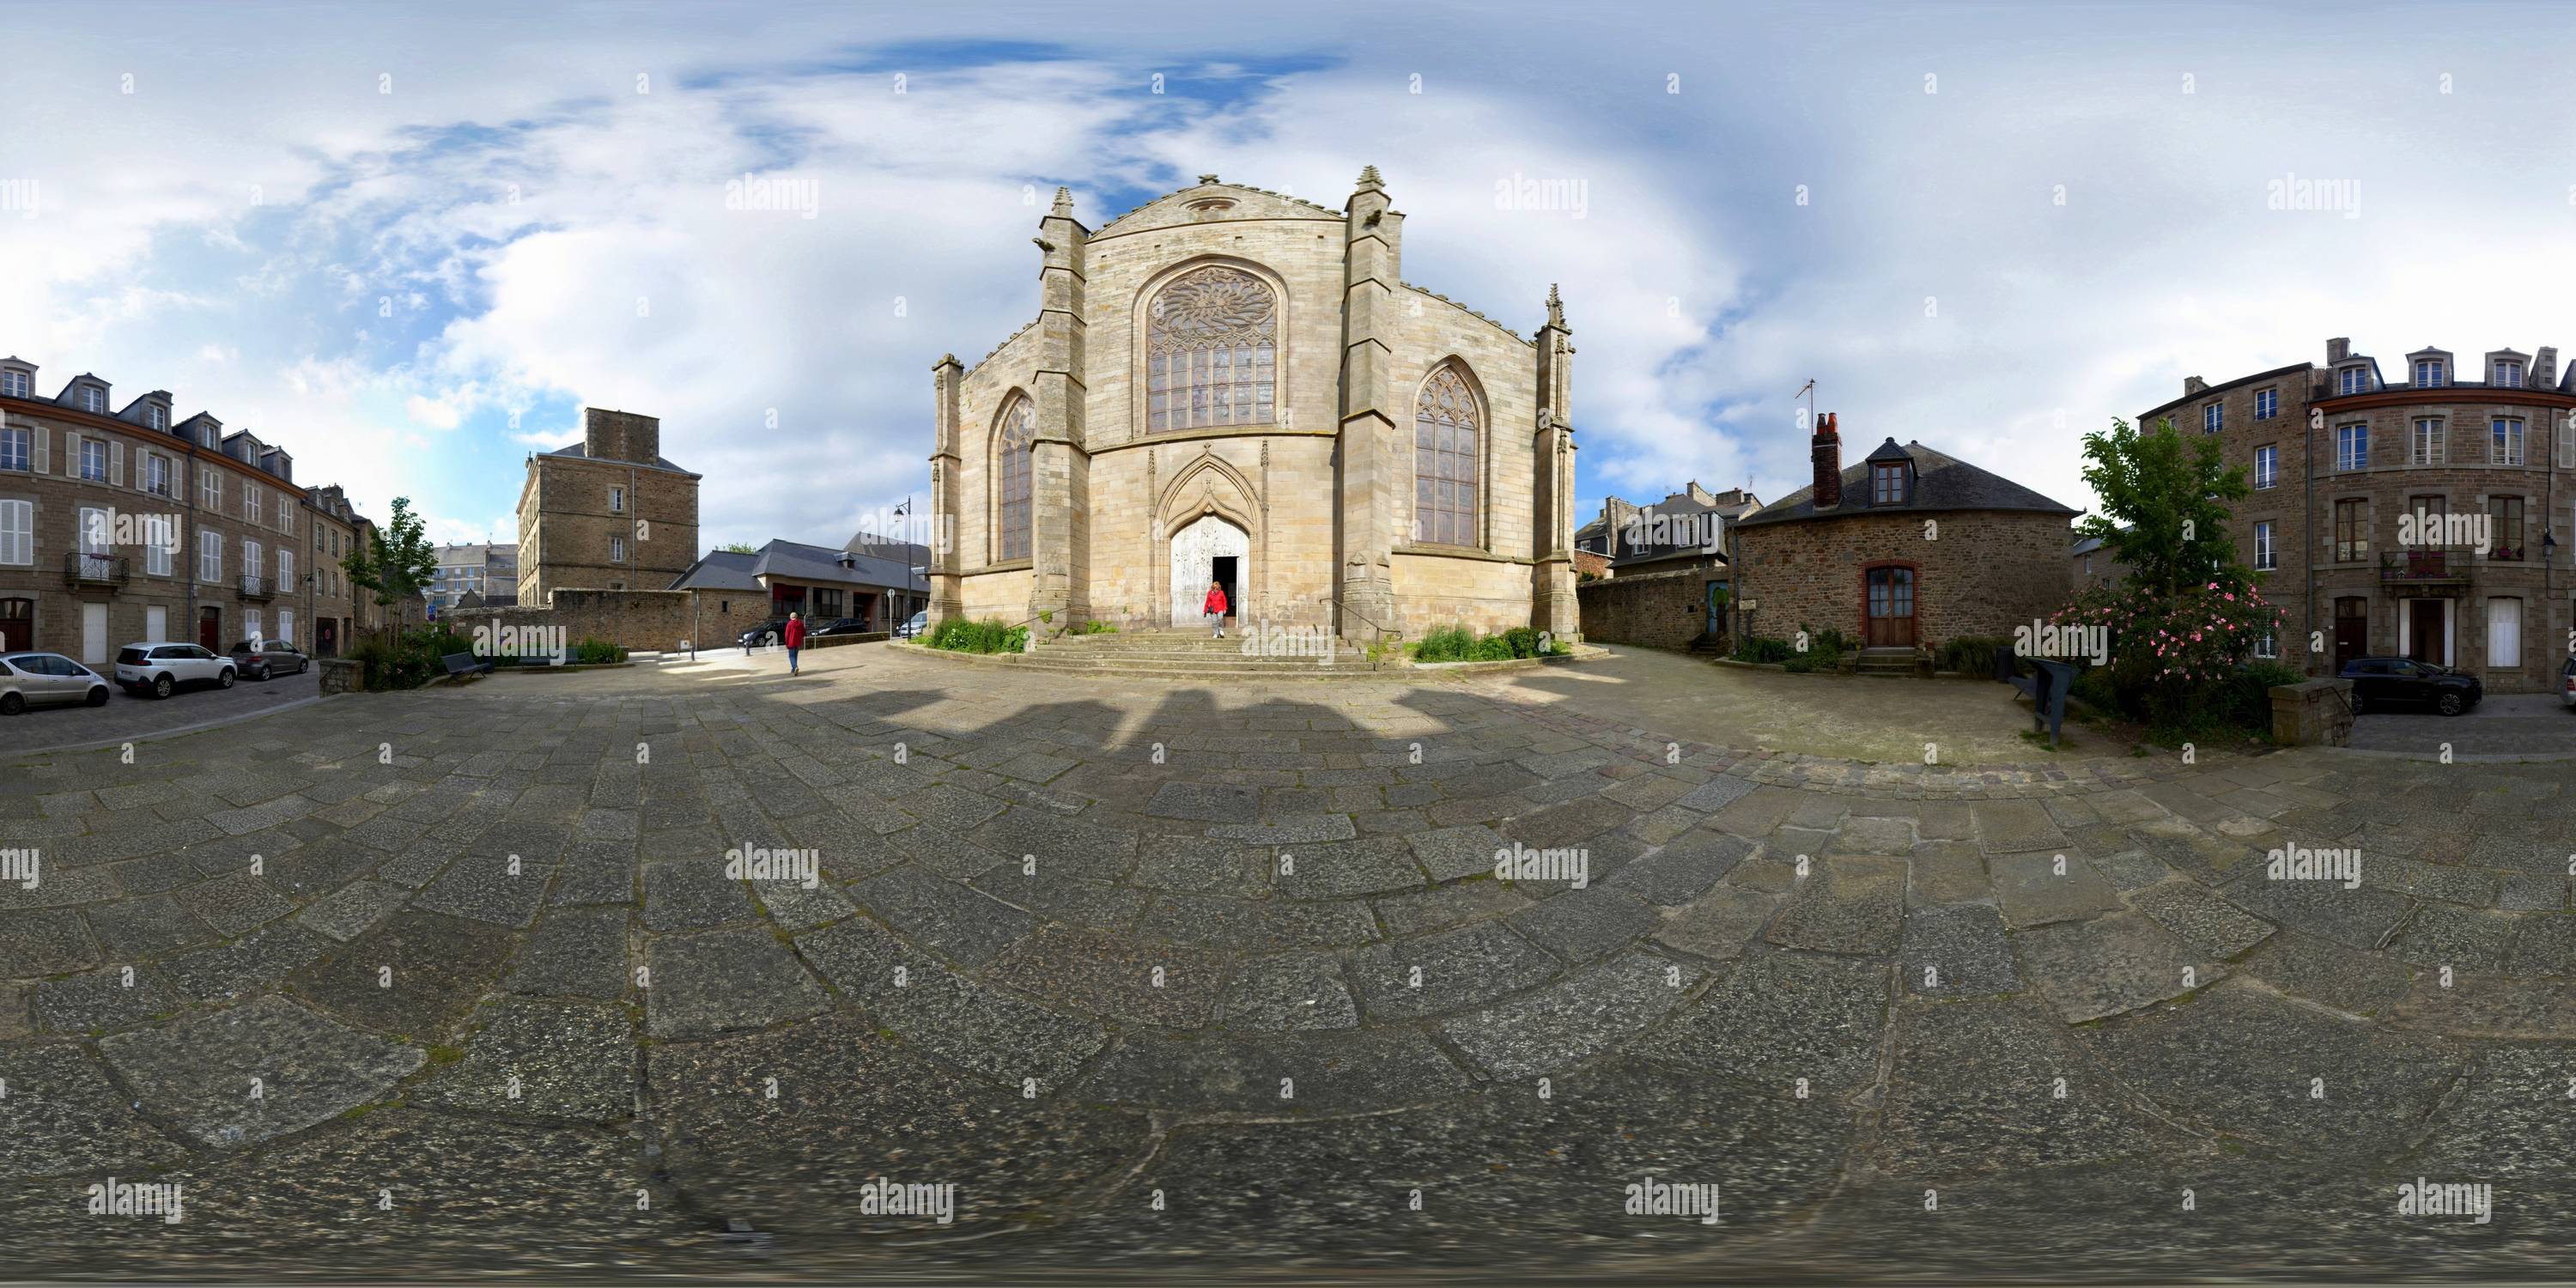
[304, 483, 363, 656]
[430, 541, 519, 614]
[516, 408, 700, 606]
[2139, 337, 2576, 693]
[0, 355, 355, 665]
[1730, 413, 2078, 652]
[1575, 483, 1762, 647]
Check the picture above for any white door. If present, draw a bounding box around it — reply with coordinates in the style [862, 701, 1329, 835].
[82, 603, 108, 665]
[1169, 513, 1249, 623]
[2488, 598, 2520, 669]
[146, 605, 167, 642]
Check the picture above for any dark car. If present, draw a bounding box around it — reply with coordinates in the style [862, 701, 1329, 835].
[2561, 655, 2575, 710]
[228, 639, 310, 680]
[810, 617, 873, 638]
[738, 617, 793, 649]
[2338, 655, 2482, 716]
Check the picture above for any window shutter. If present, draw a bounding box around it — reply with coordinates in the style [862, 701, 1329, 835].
[2561, 422, 2576, 471]
[30, 425, 46, 474]
[111, 442, 125, 488]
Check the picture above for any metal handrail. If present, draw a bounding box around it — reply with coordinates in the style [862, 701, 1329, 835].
[1310, 591, 1405, 641]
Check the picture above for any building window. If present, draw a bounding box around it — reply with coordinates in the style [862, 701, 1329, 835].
[2254, 445, 2278, 489]
[279, 611, 294, 645]
[2253, 520, 2275, 570]
[993, 395, 1036, 562]
[2488, 598, 2522, 669]
[2254, 388, 2278, 420]
[2561, 421, 2576, 471]
[199, 528, 221, 582]
[2202, 403, 2221, 434]
[2337, 423, 2368, 471]
[280, 548, 293, 588]
[610, 485, 626, 514]
[2406, 495, 2445, 548]
[79, 386, 103, 412]
[2414, 359, 2445, 387]
[2334, 498, 2367, 562]
[199, 467, 220, 509]
[1872, 462, 1905, 504]
[79, 438, 106, 481]
[2410, 417, 2445, 466]
[2488, 495, 2525, 562]
[1148, 264, 1277, 432]
[2338, 366, 2369, 395]
[1413, 362, 1482, 547]
[149, 404, 167, 430]
[0, 370, 27, 398]
[2492, 417, 2524, 465]
[0, 425, 24, 471]
[610, 535, 627, 563]
[246, 484, 261, 524]
[2495, 360, 2524, 388]
[0, 499, 28, 566]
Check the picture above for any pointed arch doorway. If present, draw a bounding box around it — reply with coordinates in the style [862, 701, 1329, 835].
[1170, 513, 1249, 626]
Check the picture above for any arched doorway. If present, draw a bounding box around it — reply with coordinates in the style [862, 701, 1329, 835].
[1170, 513, 1249, 625]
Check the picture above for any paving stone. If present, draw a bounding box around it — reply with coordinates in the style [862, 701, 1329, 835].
[1206, 815, 1356, 845]
[2085, 847, 2168, 893]
[1900, 903, 2020, 998]
[1876, 996, 2163, 1178]
[502, 906, 630, 1000]
[161, 922, 332, 1004]
[2130, 881, 2275, 958]
[641, 859, 756, 931]
[1275, 836, 1426, 899]
[2385, 904, 2519, 974]
[1989, 849, 2120, 929]
[2221, 877, 2414, 952]
[418, 998, 635, 1122]
[1370, 878, 1527, 938]
[98, 993, 424, 1148]
[850, 866, 1036, 967]
[1971, 799, 2069, 854]
[2014, 912, 2226, 1023]
[1347, 920, 1559, 1021]
[1607, 833, 1748, 906]
[549, 840, 638, 905]
[795, 917, 1106, 1086]
[185, 871, 295, 937]
[1218, 950, 1358, 1030]
[2390, 973, 2576, 1039]
[1406, 823, 1510, 883]
[2506, 914, 2576, 975]
[1766, 855, 1905, 955]
[1507, 886, 1659, 963]
[2239, 929, 2415, 1018]
[1499, 796, 1633, 850]
[2498, 873, 2569, 913]
[1833, 815, 1915, 856]
[413, 850, 556, 928]
[1654, 885, 1776, 961]
[985, 924, 1224, 1027]
[1147, 781, 1263, 822]
[0, 1043, 187, 1179]
[1643, 949, 1889, 1097]
[1141, 892, 1379, 951]
[1078, 1027, 1470, 1114]
[643, 924, 829, 1039]
[287, 909, 514, 1039]
[83, 891, 223, 959]
[296, 878, 408, 942]
[1131, 835, 1273, 897]
[968, 810, 1139, 883]
[34, 963, 184, 1033]
[1442, 951, 1698, 1079]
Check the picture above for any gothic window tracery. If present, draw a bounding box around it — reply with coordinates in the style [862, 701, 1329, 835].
[1149, 266, 1276, 431]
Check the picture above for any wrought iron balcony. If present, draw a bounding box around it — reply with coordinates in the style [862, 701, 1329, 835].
[2380, 547, 2476, 584]
[240, 574, 275, 601]
[63, 550, 129, 589]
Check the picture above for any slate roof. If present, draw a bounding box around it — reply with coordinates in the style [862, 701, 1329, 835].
[1609, 488, 1761, 568]
[1735, 440, 2079, 528]
[667, 550, 761, 592]
[669, 541, 922, 592]
[538, 440, 697, 476]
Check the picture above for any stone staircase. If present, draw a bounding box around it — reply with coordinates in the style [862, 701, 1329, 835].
[1855, 646, 1922, 677]
[920, 628, 1406, 680]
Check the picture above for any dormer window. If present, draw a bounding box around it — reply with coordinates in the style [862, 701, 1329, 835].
[149, 404, 167, 430]
[0, 371, 27, 398]
[2338, 366, 2369, 395]
[78, 386, 104, 413]
[2202, 404, 2222, 434]
[2494, 360, 2523, 388]
[2414, 359, 2445, 387]
[1872, 462, 1906, 504]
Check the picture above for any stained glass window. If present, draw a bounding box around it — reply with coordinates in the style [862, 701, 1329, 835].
[1414, 364, 1479, 547]
[1149, 266, 1276, 432]
[996, 396, 1034, 562]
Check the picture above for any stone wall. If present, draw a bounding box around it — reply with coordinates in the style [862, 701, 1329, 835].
[1578, 565, 1718, 648]
[1733, 510, 2073, 648]
[448, 587, 766, 654]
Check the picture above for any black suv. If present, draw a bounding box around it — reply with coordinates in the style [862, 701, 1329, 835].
[810, 617, 873, 638]
[737, 618, 793, 648]
[2337, 656, 2482, 716]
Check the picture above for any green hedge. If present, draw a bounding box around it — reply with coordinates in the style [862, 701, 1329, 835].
[1410, 624, 1569, 663]
[926, 617, 1030, 654]
[572, 637, 628, 665]
[1937, 635, 2012, 677]
[1732, 635, 1794, 664]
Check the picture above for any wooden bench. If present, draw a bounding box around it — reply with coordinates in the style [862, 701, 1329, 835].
[1993, 644, 2076, 748]
[442, 652, 495, 680]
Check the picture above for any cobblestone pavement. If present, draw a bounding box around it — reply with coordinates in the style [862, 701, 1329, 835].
[3, 642, 2572, 1280]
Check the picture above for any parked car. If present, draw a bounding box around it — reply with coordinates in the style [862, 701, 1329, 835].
[0, 652, 112, 714]
[738, 617, 793, 649]
[2337, 655, 2482, 716]
[2561, 655, 2575, 709]
[228, 639, 311, 680]
[810, 617, 873, 638]
[114, 642, 236, 698]
[897, 610, 928, 640]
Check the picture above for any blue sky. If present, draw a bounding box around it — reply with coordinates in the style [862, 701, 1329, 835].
[9, 1, 2576, 550]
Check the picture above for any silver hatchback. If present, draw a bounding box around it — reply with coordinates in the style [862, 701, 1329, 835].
[0, 652, 112, 714]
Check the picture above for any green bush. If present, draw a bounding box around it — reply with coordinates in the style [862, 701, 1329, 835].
[1411, 625, 1478, 662]
[2069, 664, 2123, 716]
[926, 617, 1030, 654]
[1081, 620, 1118, 635]
[1732, 635, 1794, 664]
[572, 637, 628, 665]
[1780, 652, 1832, 674]
[1500, 626, 1541, 659]
[1937, 635, 2012, 677]
[1409, 623, 1561, 663]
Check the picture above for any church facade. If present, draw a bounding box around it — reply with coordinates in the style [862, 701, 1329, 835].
[925, 168, 1580, 643]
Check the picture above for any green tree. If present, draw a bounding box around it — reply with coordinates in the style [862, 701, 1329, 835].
[2073, 416, 2251, 598]
[720, 541, 759, 554]
[344, 496, 439, 638]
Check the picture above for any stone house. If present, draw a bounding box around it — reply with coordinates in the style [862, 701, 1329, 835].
[515, 408, 701, 606]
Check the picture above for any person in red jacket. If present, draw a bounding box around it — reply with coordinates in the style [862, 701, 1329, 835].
[782, 611, 806, 674]
[1202, 580, 1228, 638]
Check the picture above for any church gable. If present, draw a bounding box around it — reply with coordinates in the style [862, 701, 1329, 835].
[1092, 175, 1342, 239]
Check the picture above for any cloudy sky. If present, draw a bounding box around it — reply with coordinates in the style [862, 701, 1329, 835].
[7, 1, 2575, 550]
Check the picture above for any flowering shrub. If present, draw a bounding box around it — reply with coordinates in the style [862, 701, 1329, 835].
[2049, 570, 2284, 730]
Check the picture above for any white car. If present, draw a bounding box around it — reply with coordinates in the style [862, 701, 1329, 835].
[0, 652, 112, 714]
[114, 641, 236, 699]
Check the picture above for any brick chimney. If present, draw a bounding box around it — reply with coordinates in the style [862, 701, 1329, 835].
[583, 407, 661, 465]
[1811, 411, 1843, 509]
[2183, 375, 2208, 397]
[2535, 346, 2559, 388]
[2326, 337, 2351, 364]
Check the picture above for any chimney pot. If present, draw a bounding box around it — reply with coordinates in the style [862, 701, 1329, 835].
[2327, 337, 2351, 363]
[1812, 412, 1844, 509]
